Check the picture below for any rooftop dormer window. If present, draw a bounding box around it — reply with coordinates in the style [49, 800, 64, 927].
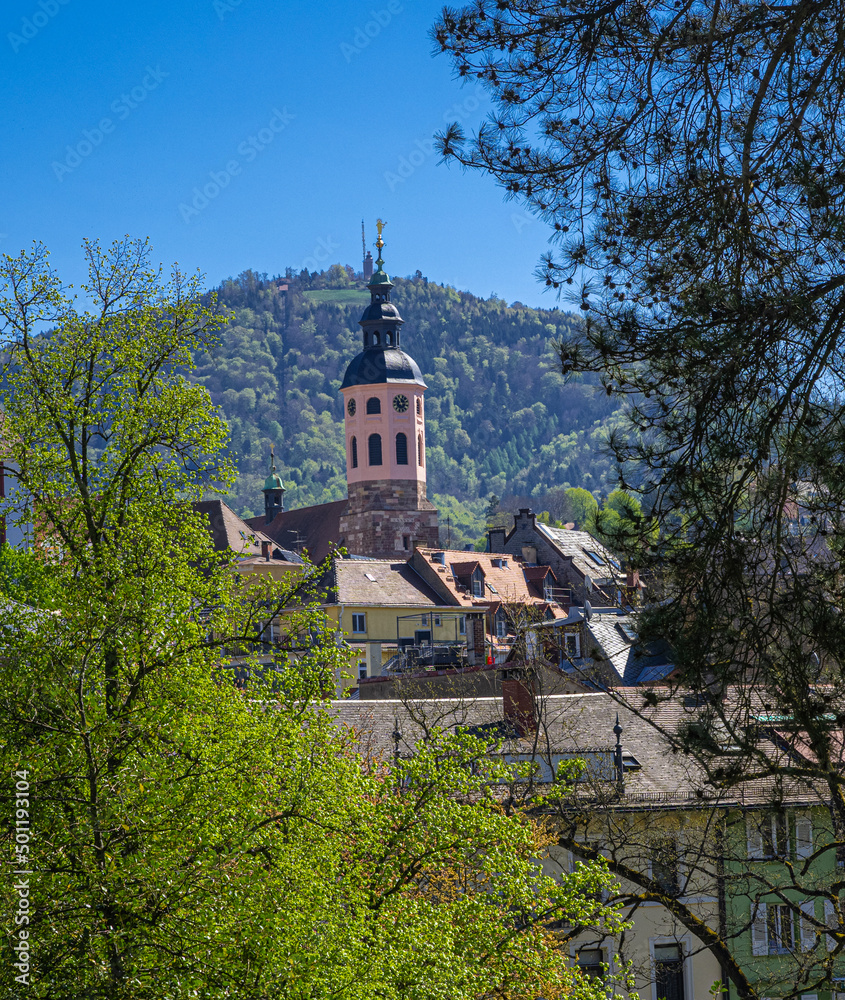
[472, 567, 485, 597]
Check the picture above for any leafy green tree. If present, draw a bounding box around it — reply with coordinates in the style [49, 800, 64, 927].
[563, 487, 598, 531]
[0, 239, 619, 1000]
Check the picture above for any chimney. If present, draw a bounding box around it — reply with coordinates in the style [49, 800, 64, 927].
[261, 540, 271, 561]
[465, 611, 487, 667]
[624, 567, 641, 606]
[499, 664, 536, 735]
[487, 527, 506, 552]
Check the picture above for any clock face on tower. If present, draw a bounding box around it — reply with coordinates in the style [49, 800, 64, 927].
[393, 394, 409, 413]
[347, 398, 356, 416]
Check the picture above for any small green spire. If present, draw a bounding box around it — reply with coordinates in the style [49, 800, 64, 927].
[263, 446, 284, 491]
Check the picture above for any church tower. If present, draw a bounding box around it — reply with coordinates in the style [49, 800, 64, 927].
[262, 447, 286, 524]
[339, 221, 438, 557]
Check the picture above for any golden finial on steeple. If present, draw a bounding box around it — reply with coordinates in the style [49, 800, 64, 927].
[376, 218, 386, 250]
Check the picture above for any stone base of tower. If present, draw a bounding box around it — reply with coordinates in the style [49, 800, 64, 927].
[340, 480, 439, 558]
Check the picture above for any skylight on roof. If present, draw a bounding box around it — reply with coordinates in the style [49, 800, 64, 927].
[585, 551, 605, 567]
[364, 572, 377, 582]
[487, 584, 499, 594]
[618, 623, 638, 643]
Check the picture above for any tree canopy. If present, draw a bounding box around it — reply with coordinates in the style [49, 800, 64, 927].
[0, 239, 620, 999]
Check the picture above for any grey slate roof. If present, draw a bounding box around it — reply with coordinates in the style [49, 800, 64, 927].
[535, 525, 622, 585]
[582, 612, 676, 686]
[334, 560, 449, 607]
[326, 690, 818, 808]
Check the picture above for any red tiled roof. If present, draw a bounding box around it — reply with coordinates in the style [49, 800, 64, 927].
[246, 499, 348, 564]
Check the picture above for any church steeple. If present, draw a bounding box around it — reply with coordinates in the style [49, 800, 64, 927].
[338, 221, 439, 557]
[357, 219, 404, 351]
[262, 447, 285, 524]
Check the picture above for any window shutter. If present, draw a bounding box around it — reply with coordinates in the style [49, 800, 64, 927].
[752, 901, 768, 956]
[747, 816, 764, 860]
[825, 899, 838, 951]
[796, 813, 813, 859]
[800, 901, 816, 951]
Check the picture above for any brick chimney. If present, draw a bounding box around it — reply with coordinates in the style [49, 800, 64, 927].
[487, 527, 506, 552]
[624, 567, 641, 606]
[261, 540, 271, 561]
[499, 664, 536, 735]
[465, 611, 487, 667]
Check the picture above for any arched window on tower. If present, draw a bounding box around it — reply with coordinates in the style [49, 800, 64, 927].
[416, 398, 422, 416]
[373, 331, 380, 345]
[385, 331, 392, 345]
[368, 433, 382, 466]
[396, 432, 408, 465]
[351, 436, 358, 469]
[366, 397, 381, 414]
[418, 433, 424, 467]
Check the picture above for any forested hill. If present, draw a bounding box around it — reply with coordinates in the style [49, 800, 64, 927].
[194, 267, 625, 547]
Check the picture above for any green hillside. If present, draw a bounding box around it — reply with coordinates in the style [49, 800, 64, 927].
[193, 267, 624, 548]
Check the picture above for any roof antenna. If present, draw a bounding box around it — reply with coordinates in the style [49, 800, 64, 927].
[361, 219, 366, 260]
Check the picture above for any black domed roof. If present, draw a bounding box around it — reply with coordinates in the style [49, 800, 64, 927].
[341, 347, 426, 389]
[359, 300, 402, 323]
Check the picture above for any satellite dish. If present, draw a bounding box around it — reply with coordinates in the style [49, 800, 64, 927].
[584, 600, 593, 621]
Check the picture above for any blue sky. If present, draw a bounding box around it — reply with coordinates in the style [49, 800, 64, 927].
[1, 0, 562, 308]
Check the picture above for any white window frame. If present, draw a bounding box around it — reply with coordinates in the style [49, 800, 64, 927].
[351, 613, 367, 634]
[433, 614, 442, 627]
[358, 661, 368, 680]
[747, 812, 790, 860]
[649, 935, 693, 1000]
[796, 812, 813, 859]
[472, 571, 484, 597]
[458, 616, 466, 635]
[649, 833, 684, 897]
[569, 940, 618, 983]
[564, 631, 581, 658]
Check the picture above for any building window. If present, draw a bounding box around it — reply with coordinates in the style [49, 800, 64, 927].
[496, 613, 507, 639]
[747, 813, 789, 859]
[577, 948, 604, 980]
[564, 632, 580, 658]
[373, 331, 380, 345]
[651, 836, 682, 896]
[416, 397, 422, 416]
[544, 579, 554, 602]
[351, 613, 366, 633]
[396, 432, 408, 465]
[418, 433, 424, 466]
[385, 331, 392, 345]
[358, 661, 367, 680]
[368, 433, 382, 466]
[768, 904, 795, 953]
[421, 615, 428, 626]
[351, 436, 358, 468]
[653, 944, 685, 1000]
[459, 616, 466, 635]
[403, 534, 411, 550]
[434, 615, 441, 627]
[366, 397, 381, 414]
[472, 569, 484, 597]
